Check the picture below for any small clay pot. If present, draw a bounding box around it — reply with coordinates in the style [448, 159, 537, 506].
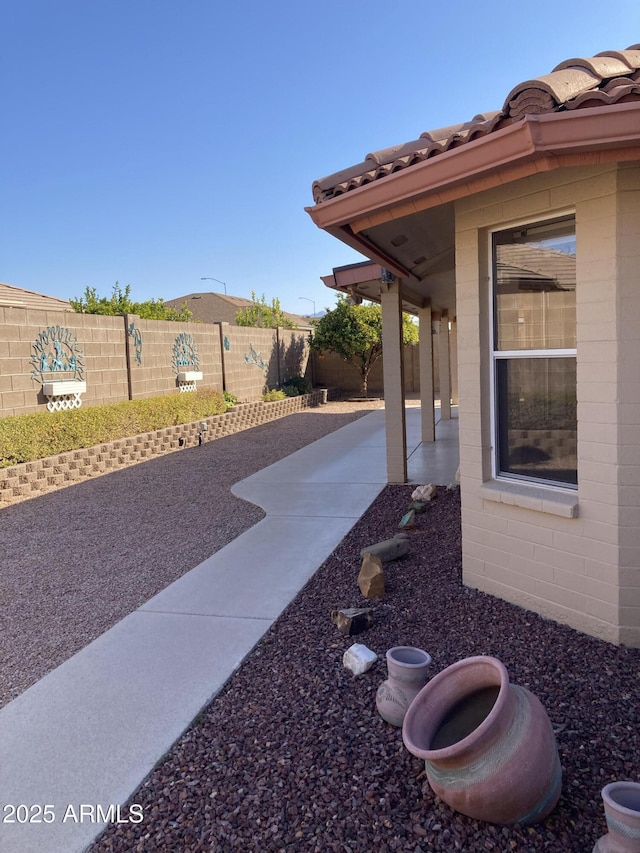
[593, 781, 640, 852]
[402, 655, 562, 826]
[375, 646, 432, 727]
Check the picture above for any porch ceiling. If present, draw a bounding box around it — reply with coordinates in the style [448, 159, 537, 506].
[358, 203, 456, 313]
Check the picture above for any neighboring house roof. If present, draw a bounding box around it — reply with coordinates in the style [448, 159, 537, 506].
[497, 243, 576, 292]
[312, 44, 640, 204]
[0, 282, 72, 311]
[165, 292, 310, 328]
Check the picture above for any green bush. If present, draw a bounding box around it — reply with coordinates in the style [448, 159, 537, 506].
[262, 389, 286, 402]
[282, 384, 299, 397]
[0, 389, 227, 468]
[282, 376, 313, 396]
[223, 390, 238, 408]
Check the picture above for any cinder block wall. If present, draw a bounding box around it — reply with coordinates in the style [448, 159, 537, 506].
[312, 344, 428, 395]
[221, 327, 311, 401]
[456, 162, 639, 646]
[0, 308, 128, 416]
[0, 314, 312, 417]
[614, 164, 640, 645]
[78, 314, 129, 407]
[126, 316, 223, 399]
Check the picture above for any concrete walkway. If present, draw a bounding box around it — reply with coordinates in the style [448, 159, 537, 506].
[0, 406, 458, 853]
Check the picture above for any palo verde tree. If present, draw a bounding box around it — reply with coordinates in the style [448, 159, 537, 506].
[310, 296, 418, 396]
[235, 291, 294, 329]
[70, 283, 193, 321]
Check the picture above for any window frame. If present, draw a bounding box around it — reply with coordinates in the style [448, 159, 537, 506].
[489, 212, 578, 491]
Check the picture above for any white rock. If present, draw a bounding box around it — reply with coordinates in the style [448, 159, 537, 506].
[343, 643, 378, 675]
[411, 484, 435, 502]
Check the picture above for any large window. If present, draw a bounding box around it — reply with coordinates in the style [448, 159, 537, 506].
[492, 215, 577, 487]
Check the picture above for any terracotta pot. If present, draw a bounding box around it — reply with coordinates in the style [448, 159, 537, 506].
[593, 781, 640, 852]
[376, 646, 432, 727]
[402, 655, 562, 826]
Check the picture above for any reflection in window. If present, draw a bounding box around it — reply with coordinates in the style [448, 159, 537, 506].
[496, 358, 577, 485]
[494, 218, 576, 351]
[492, 216, 577, 488]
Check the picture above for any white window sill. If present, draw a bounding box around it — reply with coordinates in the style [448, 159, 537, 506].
[479, 480, 578, 518]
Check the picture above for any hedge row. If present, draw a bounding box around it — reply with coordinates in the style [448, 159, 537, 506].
[0, 390, 228, 468]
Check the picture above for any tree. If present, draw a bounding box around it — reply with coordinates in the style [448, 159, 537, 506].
[235, 291, 294, 329]
[70, 283, 193, 321]
[310, 297, 419, 396]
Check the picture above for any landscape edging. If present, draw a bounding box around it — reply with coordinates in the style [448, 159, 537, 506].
[0, 389, 330, 508]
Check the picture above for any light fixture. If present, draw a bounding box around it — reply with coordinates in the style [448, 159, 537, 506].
[299, 296, 316, 316]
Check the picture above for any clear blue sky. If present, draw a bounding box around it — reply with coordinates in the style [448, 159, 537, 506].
[2, 1, 639, 316]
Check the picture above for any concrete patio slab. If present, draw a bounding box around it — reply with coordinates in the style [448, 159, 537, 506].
[0, 610, 269, 853]
[140, 514, 363, 619]
[231, 480, 384, 516]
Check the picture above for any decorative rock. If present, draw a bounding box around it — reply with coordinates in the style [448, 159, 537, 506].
[358, 554, 385, 598]
[359, 534, 408, 562]
[399, 509, 416, 529]
[411, 484, 435, 502]
[343, 643, 378, 675]
[408, 501, 428, 513]
[331, 607, 374, 635]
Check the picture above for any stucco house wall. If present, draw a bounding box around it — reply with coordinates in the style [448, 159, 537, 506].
[456, 162, 640, 645]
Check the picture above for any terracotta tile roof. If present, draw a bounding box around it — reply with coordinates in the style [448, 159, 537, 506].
[0, 282, 71, 311]
[312, 44, 640, 204]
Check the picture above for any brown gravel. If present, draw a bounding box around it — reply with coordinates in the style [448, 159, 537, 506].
[88, 485, 640, 853]
[0, 400, 380, 708]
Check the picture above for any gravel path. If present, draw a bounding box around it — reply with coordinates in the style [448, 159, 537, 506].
[0, 400, 380, 708]
[89, 486, 640, 853]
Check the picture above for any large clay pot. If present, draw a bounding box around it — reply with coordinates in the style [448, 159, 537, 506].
[376, 646, 432, 727]
[593, 781, 640, 852]
[402, 655, 562, 826]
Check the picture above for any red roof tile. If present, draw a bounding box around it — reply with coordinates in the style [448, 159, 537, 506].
[312, 43, 640, 204]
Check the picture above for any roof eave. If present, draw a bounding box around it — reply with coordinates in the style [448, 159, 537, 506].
[306, 102, 640, 234]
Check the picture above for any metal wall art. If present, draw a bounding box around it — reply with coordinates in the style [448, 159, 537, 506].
[30, 325, 87, 411]
[244, 343, 266, 370]
[128, 322, 143, 365]
[172, 333, 202, 392]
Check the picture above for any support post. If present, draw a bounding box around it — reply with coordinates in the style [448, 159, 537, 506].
[218, 322, 230, 392]
[450, 317, 458, 406]
[276, 326, 283, 387]
[418, 304, 435, 442]
[123, 314, 140, 401]
[381, 278, 407, 483]
[439, 314, 451, 420]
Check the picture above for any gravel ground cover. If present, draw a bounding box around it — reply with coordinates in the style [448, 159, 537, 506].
[90, 485, 640, 853]
[0, 400, 378, 708]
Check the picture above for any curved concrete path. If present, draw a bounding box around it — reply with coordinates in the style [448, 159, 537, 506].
[0, 407, 458, 853]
